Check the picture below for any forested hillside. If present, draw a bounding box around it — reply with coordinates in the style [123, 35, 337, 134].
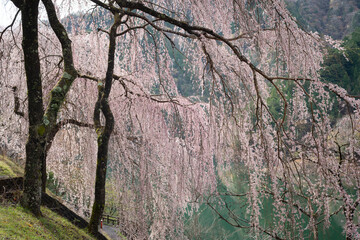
[286, 0, 360, 39]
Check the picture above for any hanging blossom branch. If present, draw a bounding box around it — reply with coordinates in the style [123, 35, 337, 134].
[89, 0, 338, 133]
[90, 0, 359, 216]
[79, 73, 196, 106]
[331, 142, 360, 239]
[89, 0, 342, 127]
[1, 1, 358, 239]
[3, 0, 355, 237]
[206, 196, 285, 240]
[45, 119, 94, 154]
[0, 84, 26, 118]
[0, 9, 20, 43]
[76, 2, 359, 238]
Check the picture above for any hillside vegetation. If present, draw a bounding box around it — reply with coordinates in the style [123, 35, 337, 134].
[0, 154, 23, 178]
[0, 206, 96, 240]
[286, 0, 360, 39]
[0, 155, 97, 240]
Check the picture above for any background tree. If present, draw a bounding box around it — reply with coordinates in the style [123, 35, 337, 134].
[321, 28, 360, 121]
[88, 10, 121, 234]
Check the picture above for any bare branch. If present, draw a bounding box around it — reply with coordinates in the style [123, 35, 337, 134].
[0, 9, 20, 42]
[12, 86, 24, 118]
[9, 0, 23, 9]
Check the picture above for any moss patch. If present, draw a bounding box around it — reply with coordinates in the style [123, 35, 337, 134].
[0, 155, 23, 178]
[0, 161, 16, 178]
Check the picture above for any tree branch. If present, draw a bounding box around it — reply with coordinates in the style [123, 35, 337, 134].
[12, 86, 25, 117]
[0, 9, 20, 42]
[41, 0, 78, 125]
[10, 0, 23, 9]
[45, 119, 94, 154]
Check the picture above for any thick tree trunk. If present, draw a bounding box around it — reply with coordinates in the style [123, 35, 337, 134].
[12, 0, 77, 207]
[20, 0, 44, 216]
[88, 130, 113, 234]
[41, 152, 47, 193]
[88, 13, 120, 235]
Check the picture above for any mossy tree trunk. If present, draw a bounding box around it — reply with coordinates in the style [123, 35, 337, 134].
[88, 12, 121, 235]
[20, 0, 44, 217]
[12, 0, 77, 215]
[41, 0, 78, 192]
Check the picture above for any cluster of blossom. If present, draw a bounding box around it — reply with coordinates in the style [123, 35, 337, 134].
[324, 34, 345, 51]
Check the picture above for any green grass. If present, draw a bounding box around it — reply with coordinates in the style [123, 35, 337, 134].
[0, 156, 114, 239]
[0, 155, 23, 178]
[0, 205, 96, 240]
[0, 161, 16, 178]
[0, 156, 98, 239]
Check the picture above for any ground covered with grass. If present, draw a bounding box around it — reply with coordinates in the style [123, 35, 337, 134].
[0, 155, 98, 239]
[0, 155, 23, 178]
[0, 205, 96, 240]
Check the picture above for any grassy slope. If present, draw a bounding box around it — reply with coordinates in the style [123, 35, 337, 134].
[0, 155, 23, 178]
[0, 206, 96, 240]
[0, 155, 102, 240]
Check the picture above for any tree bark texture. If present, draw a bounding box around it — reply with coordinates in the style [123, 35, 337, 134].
[88, 13, 120, 235]
[13, 0, 78, 211]
[41, 0, 78, 192]
[20, 0, 45, 216]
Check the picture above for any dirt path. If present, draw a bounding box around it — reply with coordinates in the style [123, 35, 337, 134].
[101, 225, 121, 240]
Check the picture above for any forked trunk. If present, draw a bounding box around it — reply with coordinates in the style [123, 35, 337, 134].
[88, 12, 120, 234]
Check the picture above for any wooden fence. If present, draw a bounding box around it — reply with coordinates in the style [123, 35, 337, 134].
[101, 214, 120, 226]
